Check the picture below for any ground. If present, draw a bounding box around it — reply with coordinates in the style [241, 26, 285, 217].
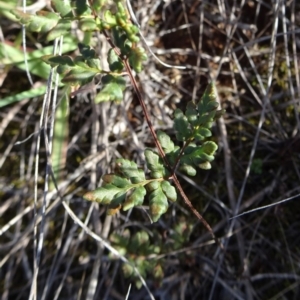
[0, 1, 300, 299]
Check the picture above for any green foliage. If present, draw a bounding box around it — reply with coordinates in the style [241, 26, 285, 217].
[84, 83, 224, 221]
[174, 83, 223, 142]
[11, 0, 223, 227]
[43, 52, 102, 85]
[4, 1, 296, 297]
[107, 48, 124, 72]
[147, 180, 169, 222]
[12, 0, 147, 105]
[11, 10, 60, 33]
[180, 141, 218, 170]
[46, 19, 72, 41]
[144, 149, 167, 179]
[95, 74, 126, 102]
[109, 229, 163, 288]
[109, 218, 193, 288]
[157, 130, 177, 154]
[111, 27, 147, 73]
[6, 0, 225, 292]
[84, 159, 147, 214]
[128, 46, 148, 73]
[51, 0, 73, 18]
[173, 83, 225, 172]
[41, 43, 103, 86]
[83, 157, 176, 221]
[75, 0, 90, 16]
[166, 219, 194, 251]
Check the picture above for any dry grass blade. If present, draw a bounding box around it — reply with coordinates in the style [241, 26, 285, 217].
[1, 0, 300, 299]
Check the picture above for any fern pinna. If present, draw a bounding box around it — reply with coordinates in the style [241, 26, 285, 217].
[84, 83, 224, 223]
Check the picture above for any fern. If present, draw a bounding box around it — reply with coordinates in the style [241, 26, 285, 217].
[12, 0, 224, 233]
[83, 83, 224, 221]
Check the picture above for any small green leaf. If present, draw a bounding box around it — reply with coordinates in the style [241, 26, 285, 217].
[78, 43, 96, 60]
[198, 127, 211, 137]
[102, 174, 131, 187]
[199, 82, 217, 106]
[11, 10, 59, 33]
[95, 75, 126, 102]
[197, 111, 215, 127]
[83, 184, 126, 205]
[47, 19, 72, 41]
[110, 191, 127, 207]
[161, 180, 177, 202]
[199, 161, 211, 170]
[52, 0, 73, 17]
[196, 84, 219, 127]
[202, 141, 218, 155]
[123, 186, 146, 211]
[48, 56, 101, 84]
[206, 100, 219, 111]
[108, 48, 124, 72]
[75, 0, 89, 16]
[86, 58, 101, 69]
[116, 12, 127, 28]
[131, 231, 150, 249]
[42, 55, 74, 67]
[148, 183, 168, 222]
[135, 279, 143, 289]
[179, 164, 197, 176]
[57, 65, 73, 76]
[116, 1, 127, 17]
[110, 229, 131, 247]
[127, 32, 140, 43]
[62, 66, 100, 84]
[181, 141, 218, 167]
[79, 17, 98, 31]
[128, 24, 139, 35]
[122, 264, 134, 278]
[194, 127, 212, 141]
[144, 149, 165, 179]
[157, 130, 175, 154]
[165, 145, 180, 166]
[104, 10, 117, 26]
[116, 159, 145, 183]
[112, 27, 131, 54]
[186, 101, 198, 125]
[174, 108, 191, 141]
[129, 46, 147, 73]
[146, 180, 160, 192]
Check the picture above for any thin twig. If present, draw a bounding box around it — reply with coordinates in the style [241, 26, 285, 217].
[101, 29, 221, 248]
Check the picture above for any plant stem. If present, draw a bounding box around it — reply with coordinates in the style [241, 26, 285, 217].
[101, 28, 222, 249]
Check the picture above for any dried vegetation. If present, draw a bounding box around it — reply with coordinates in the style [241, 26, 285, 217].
[0, 0, 300, 299]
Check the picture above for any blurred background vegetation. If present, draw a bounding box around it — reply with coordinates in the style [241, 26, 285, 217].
[1, 0, 300, 299]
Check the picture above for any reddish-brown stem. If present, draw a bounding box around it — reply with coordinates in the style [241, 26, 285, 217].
[101, 30, 221, 248]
